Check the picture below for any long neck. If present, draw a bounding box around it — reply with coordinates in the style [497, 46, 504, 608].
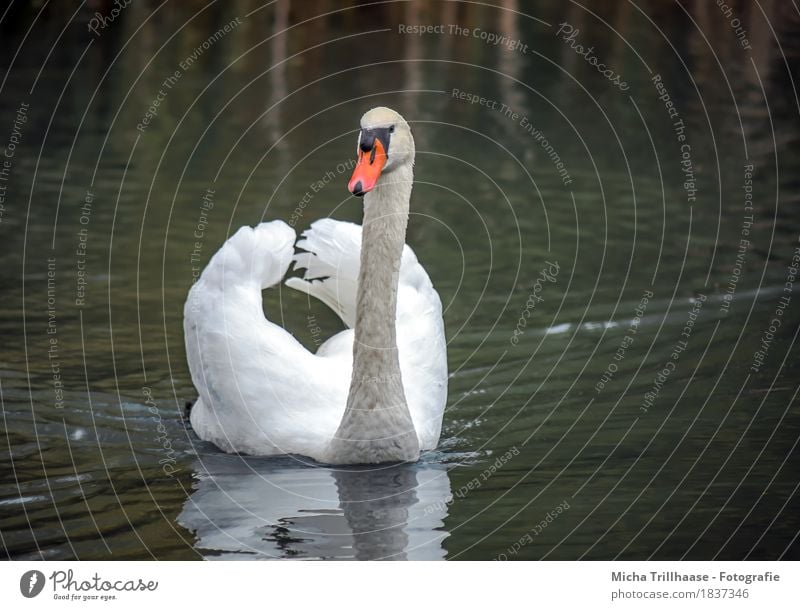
[352, 164, 412, 365]
[326, 164, 419, 463]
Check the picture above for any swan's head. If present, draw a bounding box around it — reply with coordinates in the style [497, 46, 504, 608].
[348, 107, 414, 197]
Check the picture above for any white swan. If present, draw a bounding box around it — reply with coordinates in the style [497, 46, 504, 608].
[184, 107, 447, 464]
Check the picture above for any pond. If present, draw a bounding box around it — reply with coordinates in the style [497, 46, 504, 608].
[1, 0, 799, 560]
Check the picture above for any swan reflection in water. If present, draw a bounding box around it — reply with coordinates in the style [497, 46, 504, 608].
[178, 454, 452, 560]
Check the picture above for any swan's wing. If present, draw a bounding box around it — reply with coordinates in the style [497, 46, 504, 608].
[185, 219, 447, 457]
[285, 218, 437, 327]
[194, 221, 296, 290]
[396, 275, 448, 451]
[184, 221, 347, 458]
[285, 218, 361, 327]
[284, 218, 448, 450]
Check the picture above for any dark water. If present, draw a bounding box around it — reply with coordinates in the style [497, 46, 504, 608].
[1, 1, 799, 560]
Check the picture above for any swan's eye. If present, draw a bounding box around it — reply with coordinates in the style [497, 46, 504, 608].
[389, 125, 395, 133]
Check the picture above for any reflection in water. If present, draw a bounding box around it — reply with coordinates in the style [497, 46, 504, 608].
[178, 455, 451, 560]
[264, 0, 289, 148]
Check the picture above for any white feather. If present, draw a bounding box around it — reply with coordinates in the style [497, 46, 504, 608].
[185, 219, 447, 461]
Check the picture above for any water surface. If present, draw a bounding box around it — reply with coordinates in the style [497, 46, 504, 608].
[1, 1, 799, 560]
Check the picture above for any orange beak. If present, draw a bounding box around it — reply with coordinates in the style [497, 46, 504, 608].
[348, 138, 387, 197]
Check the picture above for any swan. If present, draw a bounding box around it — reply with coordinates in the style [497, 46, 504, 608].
[184, 107, 447, 464]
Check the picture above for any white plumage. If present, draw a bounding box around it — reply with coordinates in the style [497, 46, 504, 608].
[185, 107, 446, 464]
[184, 218, 447, 462]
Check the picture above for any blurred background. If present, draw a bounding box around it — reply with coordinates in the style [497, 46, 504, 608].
[0, 0, 799, 560]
